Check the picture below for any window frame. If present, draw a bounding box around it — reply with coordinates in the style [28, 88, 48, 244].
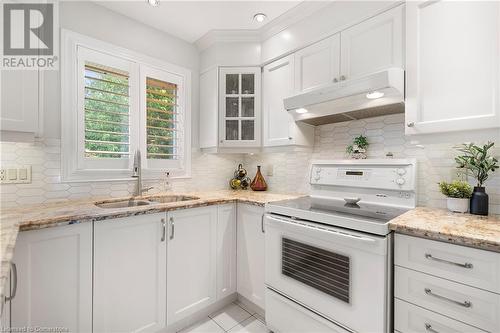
[61, 29, 191, 182]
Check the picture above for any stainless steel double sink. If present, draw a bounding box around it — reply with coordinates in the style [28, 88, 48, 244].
[94, 195, 199, 209]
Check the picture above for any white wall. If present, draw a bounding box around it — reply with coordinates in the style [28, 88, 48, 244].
[44, 1, 200, 147]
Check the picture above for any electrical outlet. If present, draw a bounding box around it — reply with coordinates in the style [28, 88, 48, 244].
[0, 166, 31, 184]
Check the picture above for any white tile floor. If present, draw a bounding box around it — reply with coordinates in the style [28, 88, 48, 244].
[178, 302, 269, 333]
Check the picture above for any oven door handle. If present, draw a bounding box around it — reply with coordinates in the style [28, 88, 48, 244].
[265, 214, 376, 243]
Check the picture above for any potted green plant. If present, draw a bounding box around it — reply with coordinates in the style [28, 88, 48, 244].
[455, 142, 499, 215]
[438, 180, 473, 213]
[346, 135, 369, 159]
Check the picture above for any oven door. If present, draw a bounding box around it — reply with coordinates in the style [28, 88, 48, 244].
[265, 213, 390, 333]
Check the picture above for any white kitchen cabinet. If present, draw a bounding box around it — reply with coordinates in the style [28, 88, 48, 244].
[219, 67, 261, 147]
[167, 206, 217, 325]
[237, 203, 266, 309]
[0, 70, 40, 134]
[93, 214, 166, 333]
[216, 203, 237, 299]
[340, 5, 403, 81]
[294, 34, 340, 93]
[199, 67, 219, 149]
[11, 223, 92, 332]
[405, 1, 500, 134]
[263, 55, 315, 147]
[0, 265, 11, 331]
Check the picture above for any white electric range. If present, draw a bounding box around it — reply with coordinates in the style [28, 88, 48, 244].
[264, 159, 417, 333]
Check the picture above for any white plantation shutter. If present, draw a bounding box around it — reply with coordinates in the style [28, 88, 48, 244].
[84, 63, 131, 158]
[141, 66, 185, 170]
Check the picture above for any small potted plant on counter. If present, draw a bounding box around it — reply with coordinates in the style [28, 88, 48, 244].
[438, 180, 473, 213]
[455, 142, 499, 215]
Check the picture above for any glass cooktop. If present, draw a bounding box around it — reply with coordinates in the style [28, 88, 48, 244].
[267, 196, 409, 223]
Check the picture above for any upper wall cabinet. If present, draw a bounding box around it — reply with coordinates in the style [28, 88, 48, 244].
[199, 68, 219, 149]
[294, 34, 340, 94]
[219, 67, 261, 148]
[263, 56, 314, 147]
[0, 70, 40, 135]
[405, 1, 500, 134]
[340, 5, 404, 81]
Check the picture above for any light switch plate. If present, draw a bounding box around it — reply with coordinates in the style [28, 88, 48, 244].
[0, 166, 31, 184]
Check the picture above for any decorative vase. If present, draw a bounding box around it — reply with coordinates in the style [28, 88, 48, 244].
[250, 166, 267, 191]
[446, 198, 469, 213]
[470, 187, 489, 216]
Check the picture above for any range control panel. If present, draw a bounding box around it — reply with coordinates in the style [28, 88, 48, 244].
[310, 159, 416, 192]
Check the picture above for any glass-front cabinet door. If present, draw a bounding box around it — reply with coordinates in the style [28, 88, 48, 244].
[219, 67, 261, 147]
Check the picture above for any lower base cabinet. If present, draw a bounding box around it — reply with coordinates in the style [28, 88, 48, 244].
[237, 204, 266, 310]
[167, 206, 218, 326]
[93, 213, 166, 333]
[11, 223, 92, 332]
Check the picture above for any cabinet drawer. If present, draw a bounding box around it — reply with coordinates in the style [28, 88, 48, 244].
[395, 299, 486, 333]
[395, 266, 500, 332]
[395, 234, 500, 293]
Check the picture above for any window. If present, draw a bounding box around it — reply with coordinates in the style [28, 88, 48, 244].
[62, 31, 191, 181]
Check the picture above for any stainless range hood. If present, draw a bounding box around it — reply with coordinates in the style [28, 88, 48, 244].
[284, 68, 405, 126]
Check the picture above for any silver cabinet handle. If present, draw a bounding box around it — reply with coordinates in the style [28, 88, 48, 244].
[407, 122, 415, 127]
[425, 323, 439, 333]
[340, 75, 346, 81]
[261, 214, 265, 233]
[169, 217, 175, 240]
[425, 253, 473, 269]
[5, 262, 17, 301]
[161, 218, 166, 242]
[424, 288, 472, 308]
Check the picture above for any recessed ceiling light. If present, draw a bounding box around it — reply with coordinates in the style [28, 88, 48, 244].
[295, 108, 308, 114]
[146, 0, 160, 7]
[253, 13, 267, 23]
[366, 91, 385, 99]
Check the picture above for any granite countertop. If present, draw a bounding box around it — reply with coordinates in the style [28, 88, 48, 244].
[0, 190, 304, 300]
[389, 207, 500, 252]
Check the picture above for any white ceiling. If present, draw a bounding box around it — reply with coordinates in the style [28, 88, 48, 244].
[95, 1, 303, 43]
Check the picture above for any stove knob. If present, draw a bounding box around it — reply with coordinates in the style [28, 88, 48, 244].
[397, 168, 406, 176]
[396, 178, 405, 185]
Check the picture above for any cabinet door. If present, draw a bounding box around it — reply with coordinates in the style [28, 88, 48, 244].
[93, 214, 166, 333]
[200, 67, 219, 149]
[405, 1, 500, 134]
[237, 204, 265, 309]
[263, 56, 315, 147]
[167, 206, 217, 325]
[216, 203, 237, 299]
[340, 5, 403, 81]
[294, 34, 340, 94]
[11, 223, 92, 332]
[0, 70, 40, 133]
[0, 265, 11, 331]
[219, 67, 261, 147]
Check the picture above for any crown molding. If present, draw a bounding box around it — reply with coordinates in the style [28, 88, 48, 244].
[258, 1, 332, 42]
[195, 30, 261, 51]
[195, 1, 331, 51]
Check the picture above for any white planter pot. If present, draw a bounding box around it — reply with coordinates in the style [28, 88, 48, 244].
[446, 198, 469, 213]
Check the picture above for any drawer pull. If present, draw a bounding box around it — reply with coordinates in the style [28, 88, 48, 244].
[424, 288, 472, 308]
[425, 253, 473, 269]
[425, 323, 439, 333]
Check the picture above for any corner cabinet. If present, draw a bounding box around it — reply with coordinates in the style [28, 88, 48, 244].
[405, 1, 500, 134]
[263, 56, 315, 147]
[11, 223, 92, 332]
[219, 67, 261, 148]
